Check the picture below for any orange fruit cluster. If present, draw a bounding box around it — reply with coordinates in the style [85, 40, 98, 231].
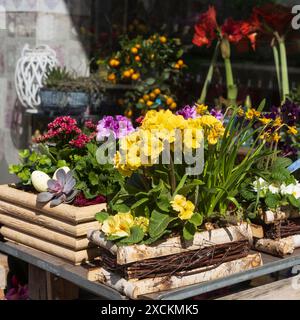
[174, 59, 184, 69]
[122, 68, 140, 81]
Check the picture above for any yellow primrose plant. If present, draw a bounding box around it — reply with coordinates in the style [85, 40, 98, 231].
[96, 101, 275, 245]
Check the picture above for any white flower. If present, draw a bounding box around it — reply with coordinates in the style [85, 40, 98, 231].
[252, 178, 268, 196]
[280, 183, 300, 199]
[268, 184, 280, 194]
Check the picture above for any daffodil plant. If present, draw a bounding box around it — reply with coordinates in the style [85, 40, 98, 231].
[96, 100, 279, 245]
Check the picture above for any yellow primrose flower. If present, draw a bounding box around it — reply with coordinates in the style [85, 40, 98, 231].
[171, 195, 195, 220]
[183, 128, 204, 149]
[273, 117, 282, 127]
[190, 115, 225, 145]
[195, 103, 208, 115]
[101, 212, 134, 237]
[114, 151, 133, 176]
[288, 126, 298, 135]
[134, 216, 149, 233]
[259, 117, 271, 125]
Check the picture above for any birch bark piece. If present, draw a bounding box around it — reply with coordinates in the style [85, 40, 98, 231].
[263, 208, 300, 224]
[0, 202, 99, 237]
[0, 184, 106, 223]
[0, 213, 91, 250]
[93, 253, 262, 299]
[87, 223, 253, 265]
[255, 237, 295, 256]
[1, 227, 99, 265]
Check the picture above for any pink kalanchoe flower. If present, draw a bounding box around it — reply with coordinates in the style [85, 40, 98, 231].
[96, 115, 135, 140]
[69, 133, 90, 148]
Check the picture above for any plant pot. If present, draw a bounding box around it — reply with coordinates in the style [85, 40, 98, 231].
[87, 224, 262, 298]
[253, 209, 300, 257]
[0, 185, 106, 265]
[40, 89, 89, 115]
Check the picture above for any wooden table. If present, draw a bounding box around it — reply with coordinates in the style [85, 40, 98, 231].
[1, 241, 300, 300]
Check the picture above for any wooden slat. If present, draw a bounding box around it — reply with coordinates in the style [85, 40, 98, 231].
[0, 212, 91, 250]
[0, 184, 106, 223]
[218, 275, 300, 300]
[1, 227, 99, 265]
[0, 253, 8, 290]
[0, 203, 98, 237]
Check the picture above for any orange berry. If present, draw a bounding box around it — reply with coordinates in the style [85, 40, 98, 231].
[154, 88, 161, 95]
[170, 102, 177, 110]
[138, 98, 145, 104]
[109, 59, 115, 67]
[143, 94, 149, 101]
[174, 63, 180, 69]
[159, 36, 167, 43]
[123, 70, 131, 78]
[136, 44, 141, 49]
[107, 73, 116, 81]
[131, 47, 138, 54]
[131, 73, 140, 80]
[147, 101, 154, 107]
[177, 59, 184, 66]
[114, 59, 120, 67]
[166, 97, 173, 105]
[149, 92, 156, 100]
[125, 109, 133, 117]
[129, 68, 135, 75]
[135, 55, 141, 62]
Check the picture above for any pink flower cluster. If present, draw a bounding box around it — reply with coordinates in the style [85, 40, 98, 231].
[35, 116, 97, 149]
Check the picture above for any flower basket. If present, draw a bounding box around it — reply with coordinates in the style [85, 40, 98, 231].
[0, 185, 105, 265]
[87, 223, 262, 298]
[253, 208, 300, 257]
[40, 89, 89, 115]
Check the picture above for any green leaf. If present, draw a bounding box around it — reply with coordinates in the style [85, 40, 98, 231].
[57, 160, 68, 167]
[19, 149, 30, 159]
[178, 179, 205, 196]
[173, 174, 187, 196]
[131, 198, 149, 210]
[273, 157, 293, 169]
[112, 200, 131, 213]
[287, 195, 300, 208]
[183, 222, 196, 241]
[265, 193, 280, 209]
[145, 77, 156, 85]
[189, 213, 203, 227]
[149, 210, 176, 238]
[176, 49, 184, 58]
[95, 212, 109, 223]
[142, 230, 171, 245]
[118, 226, 145, 245]
[88, 171, 99, 186]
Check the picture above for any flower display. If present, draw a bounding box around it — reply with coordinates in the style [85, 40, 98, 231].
[101, 212, 134, 238]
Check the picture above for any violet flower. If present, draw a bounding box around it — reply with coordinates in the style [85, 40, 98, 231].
[176, 105, 197, 119]
[96, 115, 135, 140]
[210, 108, 224, 122]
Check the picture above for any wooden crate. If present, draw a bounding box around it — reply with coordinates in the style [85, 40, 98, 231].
[0, 185, 105, 265]
[87, 224, 262, 298]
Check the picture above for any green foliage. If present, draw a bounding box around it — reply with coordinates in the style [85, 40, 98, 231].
[8, 149, 56, 185]
[72, 142, 124, 200]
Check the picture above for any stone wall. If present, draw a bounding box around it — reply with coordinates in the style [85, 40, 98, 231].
[0, 0, 91, 183]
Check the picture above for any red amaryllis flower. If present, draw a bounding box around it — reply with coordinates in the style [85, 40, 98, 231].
[222, 15, 260, 50]
[192, 6, 217, 47]
[253, 3, 293, 35]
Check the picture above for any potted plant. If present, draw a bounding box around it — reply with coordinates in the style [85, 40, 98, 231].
[40, 67, 103, 115]
[86, 104, 279, 297]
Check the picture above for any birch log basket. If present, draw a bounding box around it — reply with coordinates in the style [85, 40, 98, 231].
[87, 223, 263, 298]
[0, 185, 106, 264]
[253, 209, 300, 257]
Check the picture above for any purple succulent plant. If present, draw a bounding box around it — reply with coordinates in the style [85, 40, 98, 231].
[36, 169, 78, 207]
